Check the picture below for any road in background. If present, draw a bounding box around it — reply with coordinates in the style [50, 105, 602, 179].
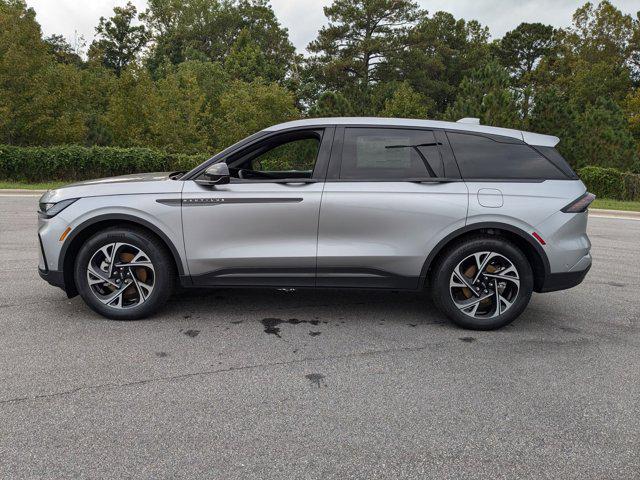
[1, 195, 638, 479]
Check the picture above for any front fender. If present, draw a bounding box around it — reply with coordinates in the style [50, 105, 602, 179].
[56, 194, 187, 275]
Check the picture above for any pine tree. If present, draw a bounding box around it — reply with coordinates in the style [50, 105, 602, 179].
[308, 91, 354, 118]
[380, 83, 431, 119]
[573, 96, 638, 171]
[445, 61, 520, 128]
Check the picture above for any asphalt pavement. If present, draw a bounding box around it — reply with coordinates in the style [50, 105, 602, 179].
[0, 194, 638, 479]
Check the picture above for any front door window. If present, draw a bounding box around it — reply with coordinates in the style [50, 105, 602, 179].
[227, 132, 322, 181]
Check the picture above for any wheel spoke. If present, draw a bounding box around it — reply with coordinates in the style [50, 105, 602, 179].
[115, 261, 153, 268]
[101, 242, 124, 277]
[87, 264, 118, 288]
[102, 285, 126, 307]
[453, 292, 494, 311]
[472, 252, 496, 283]
[129, 267, 153, 303]
[451, 265, 480, 296]
[483, 272, 520, 287]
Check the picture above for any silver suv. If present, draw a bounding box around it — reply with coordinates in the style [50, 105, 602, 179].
[38, 117, 593, 330]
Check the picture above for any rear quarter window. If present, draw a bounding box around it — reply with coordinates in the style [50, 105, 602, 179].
[447, 131, 569, 180]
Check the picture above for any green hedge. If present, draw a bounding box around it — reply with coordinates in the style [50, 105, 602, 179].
[578, 166, 640, 201]
[0, 145, 208, 182]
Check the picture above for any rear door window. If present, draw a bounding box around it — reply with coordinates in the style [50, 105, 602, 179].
[447, 132, 568, 180]
[340, 128, 444, 180]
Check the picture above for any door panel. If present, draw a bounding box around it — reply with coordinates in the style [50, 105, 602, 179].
[317, 126, 468, 289]
[182, 180, 323, 286]
[317, 181, 468, 288]
[182, 127, 334, 287]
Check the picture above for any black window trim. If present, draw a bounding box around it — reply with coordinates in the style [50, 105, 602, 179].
[326, 125, 463, 183]
[228, 128, 324, 183]
[532, 145, 578, 179]
[183, 126, 336, 183]
[444, 130, 573, 182]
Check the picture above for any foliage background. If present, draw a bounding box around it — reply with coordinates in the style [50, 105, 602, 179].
[2, 0, 640, 199]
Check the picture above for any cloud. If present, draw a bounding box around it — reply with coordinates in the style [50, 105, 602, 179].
[27, 0, 640, 53]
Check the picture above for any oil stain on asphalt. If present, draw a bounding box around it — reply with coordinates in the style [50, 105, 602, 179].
[261, 318, 326, 338]
[305, 373, 326, 388]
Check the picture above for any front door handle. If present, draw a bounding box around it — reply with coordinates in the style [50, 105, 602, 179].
[275, 179, 318, 185]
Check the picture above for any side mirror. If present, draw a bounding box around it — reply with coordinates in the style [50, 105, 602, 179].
[196, 162, 230, 187]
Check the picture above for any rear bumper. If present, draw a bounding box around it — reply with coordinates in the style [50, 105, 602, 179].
[537, 254, 592, 293]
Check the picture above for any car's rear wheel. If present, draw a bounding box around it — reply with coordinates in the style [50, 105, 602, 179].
[431, 235, 533, 330]
[74, 227, 175, 320]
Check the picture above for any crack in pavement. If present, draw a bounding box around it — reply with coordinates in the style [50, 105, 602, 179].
[0, 342, 446, 406]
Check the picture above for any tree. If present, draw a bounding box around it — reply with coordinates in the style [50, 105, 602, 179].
[0, 0, 67, 145]
[28, 63, 90, 145]
[445, 61, 520, 128]
[44, 34, 83, 66]
[573, 96, 637, 170]
[389, 11, 491, 115]
[542, 1, 635, 104]
[151, 69, 212, 153]
[307, 0, 424, 114]
[88, 2, 148, 75]
[624, 87, 640, 141]
[380, 82, 431, 118]
[214, 79, 299, 149]
[224, 29, 272, 82]
[143, 0, 295, 83]
[529, 87, 578, 162]
[496, 23, 556, 119]
[569, 1, 634, 67]
[308, 91, 354, 118]
[102, 66, 161, 147]
[103, 63, 219, 153]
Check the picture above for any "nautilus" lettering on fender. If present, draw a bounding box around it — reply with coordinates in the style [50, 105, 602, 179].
[156, 198, 303, 207]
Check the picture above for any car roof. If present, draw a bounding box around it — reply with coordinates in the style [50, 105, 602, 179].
[264, 117, 560, 147]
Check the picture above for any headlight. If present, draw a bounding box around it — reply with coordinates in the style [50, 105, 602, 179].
[38, 198, 78, 218]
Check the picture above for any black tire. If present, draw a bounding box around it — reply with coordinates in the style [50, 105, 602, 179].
[74, 227, 175, 320]
[430, 235, 533, 330]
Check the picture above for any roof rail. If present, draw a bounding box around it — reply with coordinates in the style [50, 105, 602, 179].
[457, 117, 481, 125]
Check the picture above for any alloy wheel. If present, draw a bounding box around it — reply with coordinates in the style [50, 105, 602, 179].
[449, 251, 520, 319]
[86, 242, 155, 309]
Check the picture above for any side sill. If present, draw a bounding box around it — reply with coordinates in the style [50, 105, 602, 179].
[184, 268, 420, 291]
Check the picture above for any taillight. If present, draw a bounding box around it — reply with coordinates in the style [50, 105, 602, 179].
[561, 192, 596, 213]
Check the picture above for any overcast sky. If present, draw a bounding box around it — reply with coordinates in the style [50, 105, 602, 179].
[28, 0, 640, 53]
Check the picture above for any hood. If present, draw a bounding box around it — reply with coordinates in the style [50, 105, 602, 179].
[40, 172, 183, 203]
[65, 172, 173, 187]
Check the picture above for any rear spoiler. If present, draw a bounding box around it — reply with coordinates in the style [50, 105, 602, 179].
[457, 118, 559, 147]
[522, 131, 560, 147]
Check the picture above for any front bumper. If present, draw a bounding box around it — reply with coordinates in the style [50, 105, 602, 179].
[38, 267, 66, 291]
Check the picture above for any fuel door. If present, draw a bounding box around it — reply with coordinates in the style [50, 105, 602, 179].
[477, 188, 503, 208]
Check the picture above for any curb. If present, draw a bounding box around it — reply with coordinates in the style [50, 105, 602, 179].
[590, 208, 640, 220]
[0, 189, 47, 194]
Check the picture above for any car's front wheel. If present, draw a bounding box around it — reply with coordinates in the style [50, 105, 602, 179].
[431, 235, 533, 330]
[74, 227, 175, 320]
